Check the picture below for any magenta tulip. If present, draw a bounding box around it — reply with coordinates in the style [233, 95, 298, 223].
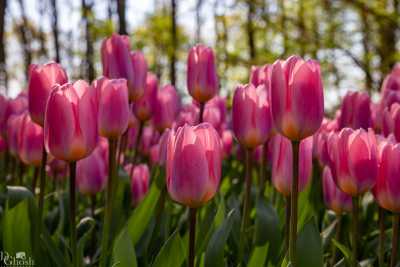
[133, 72, 157, 122]
[338, 91, 371, 130]
[153, 84, 180, 132]
[382, 103, 400, 141]
[174, 103, 199, 129]
[166, 123, 221, 207]
[125, 163, 150, 205]
[139, 125, 160, 157]
[187, 44, 219, 103]
[233, 84, 273, 148]
[47, 157, 68, 179]
[18, 113, 44, 166]
[249, 64, 270, 88]
[44, 81, 98, 161]
[130, 51, 148, 101]
[271, 134, 313, 196]
[7, 113, 25, 156]
[158, 129, 172, 166]
[96, 78, 130, 139]
[322, 166, 352, 214]
[222, 130, 234, 158]
[270, 55, 324, 140]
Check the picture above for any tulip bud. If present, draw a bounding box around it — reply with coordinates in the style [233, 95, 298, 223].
[233, 84, 273, 148]
[28, 62, 68, 126]
[133, 72, 157, 122]
[174, 103, 199, 128]
[125, 163, 150, 205]
[139, 125, 160, 157]
[271, 134, 313, 196]
[158, 129, 172, 166]
[187, 44, 219, 103]
[249, 64, 270, 88]
[270, 56, 324, 140]
[44, 81, 98, 161]
[96, 78, 130, 138]
[47, 157, 69, 179]
[382, 103, 400, 141]
[76, 144, 108, 195]
[153, 84, 180, 132]
[338, 91, 372, 130]
[130, 51, 148, 101]
[167, 123, 222, 207]
[322, 166, 352, 214]
[222, 130, 234, 158]
[18, 113, 44, 166]
[7, 113, 25, 156]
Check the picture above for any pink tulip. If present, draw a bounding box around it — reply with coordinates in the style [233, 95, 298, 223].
[153, 84, 180, 132]
[373, 142, 400, 212]
[18, 113, 44, 166]
[338, 91, 371, 130]
[96, 78, 130, 138]
[7, 113, 25, 156]
[330, 128, 378, 196]
[167, 123, 222, 207]
[139, 125, 160, 157]
[381, 64, 400, 95]
[222, 130, 234, 158]
[270, 55, 324, 140]
[46, 157, 68, 179]
[76, 144, 108, 195]
[174, 103, 199, 128]
[158, 129, 172, 166]
[0, 94, 8, 135]
[203, 104, 223, 134]
[150, 144, 160, 165]
[130, 51, 148, 101]
[28, 62, 68, 126]
[133, 72, 157, 122]
[187, 44, 219, 103]
[44, 81, 98, 161]
[3, 95, 28, 138]
[125, 163, 150, 205]
[249, 64, 271, 88]
[0, 136, 6, 153]
[322, 166, 352, 214]
[382, 103, 400, 141]
[271, 134, 313, 196]
[232, 84, 273, 148]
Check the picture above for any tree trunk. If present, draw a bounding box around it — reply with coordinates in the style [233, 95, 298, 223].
[17, 0, 32, 82]
[246, 0, 256, 63]
[297, 0, 306, 57]
[359, 7, 374, 92]
[0, 0, 7, 93]
[50, 0, 61, 63]
[82, 0, 95, 82]
[117, 0, 127, 35]
[170, 0, 177, 86]
[195, 0, 203, 43]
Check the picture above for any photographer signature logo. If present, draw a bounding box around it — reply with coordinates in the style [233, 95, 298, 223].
[0, 251, 35, 266]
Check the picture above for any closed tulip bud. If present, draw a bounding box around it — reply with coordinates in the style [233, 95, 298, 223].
[330, 128, 378, 196]
[44, 81, 98, 161]
[381, 64, 400, 95]
[206, 96, 227, 122]
[338, 91, 372, 130]
[139, 125, 160, 157]
[76, 145, 107, 195]
[233, 84, 273, 148]
[7, 113, 25, 156]
[130, 51, 148, 101]
[271, 134, 313, 196]
[249, 64, 271, 88]
[150, 144, 160, 165]
[133, 72, 157, 122]
[158, 129, 172, 166]
[47, 157, 69, 179]
[167, 123, 222, 207]
[382, 103, 400, 141]
[124, 163, 150, 205]
[322, 166, 352, 214]
[270, 56, 324, 140]
[153, 84, 180, 132]
[97, 78, 130, 138]
[18, 113, 44, 166]
[174, 103, 199, 128]
[222, 130, 234, 158]
[28, 62, 68, 126]
[373, 142, 400, 212]
[203, 105, 223, 134]
[187, 44, 219, 103]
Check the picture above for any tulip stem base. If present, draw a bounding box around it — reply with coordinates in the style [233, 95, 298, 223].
[240, 148, 252, 251]
[289, 141, 299, 266]
[351, 196, 359, 267]
[378, 208, 385, 267]
[391, 214, 400, 267]
[189, 208, 197, 267]
[285, 196, 291, 253]
[38, 149, 47, 226]
[69, 161, 77, 267]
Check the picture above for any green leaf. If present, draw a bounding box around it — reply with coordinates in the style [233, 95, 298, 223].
[247, 243, 269, 267]
[77, 217, 96, 265]
[331, 238, 352, 263]
[204, 209, 236, 267]
[152, 230, 186, 267]
[296, 219, 323, 267]
[112, 227, 138, 267]
[41, 228, 70, 267]
[6, 186, 34, 208]
[127, 183, 161, 245]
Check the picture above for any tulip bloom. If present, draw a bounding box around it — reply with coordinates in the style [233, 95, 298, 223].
[166, 123, 221, 207]
[232, 84, 273, 148]
[153, 84, 180, 132]
[271, 134, 313, 196]
[44, 81, 98, 161]
[270, 56, 324, 140]
[133, 72, 157, 122]
[249, 64, 270, 87]
[322, 166, 352, 214]
[47, 157, 68, 179]
[187, 44, 219, 103]
[222, 130, 234, 158]
[174, 103, 199, 128]
[338, 91, 371, 130]
[158, 129, 172, 166]
[125, 163, 150, 205]
[76, 144, 108, 195]
[96, 78, 130, 139]
[18, 113, 44, 166]
[382, 103, 400, 141]
[7, 113, 25, 156]
[130, 51, 148, 101]
[330, 128, 378, 196]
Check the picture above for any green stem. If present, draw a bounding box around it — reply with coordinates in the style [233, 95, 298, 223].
[129, 122, 143, 179]
[378, 207, 385, 267]
[285, 196, 291, 253]
[17, 160, 25, 185]
[352, 196, 359, 267]
[100, 139, 117, 267]
[69, 161, 77, 267]
[289, 141, 299, 266]
[189, 208, 197, 267]
[199, 102, 205, 123]
[38, 148, 47, 225]
[390, 214, 399, 267]
[258, 144, 266, 197]
[240, 149, 252, 246]
[330, 215, 342, 266]
[31, 166, 39, 193]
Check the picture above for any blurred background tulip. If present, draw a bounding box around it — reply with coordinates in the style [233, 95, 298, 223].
[153, 84, 180, 132]
[17, 113, 43, 166]
[125, 163, 150, 206]
[133, 72, 157, 122]
[337, 91, 372, 130]
[322, 166, 352, 214]
[130, 51, 148, 101]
